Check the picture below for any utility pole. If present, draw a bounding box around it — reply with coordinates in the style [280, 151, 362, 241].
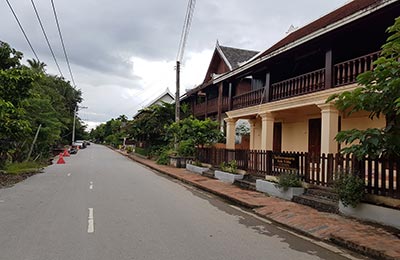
[175, 61, 181, 122]
[176, 0, 196, 123]
[72, 106, 77, 145]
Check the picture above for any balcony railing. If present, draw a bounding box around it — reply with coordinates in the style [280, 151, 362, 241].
[233, 88, 266, 110]
[193, 51, 381, 113]
[192, 97, 230, 116]
[270, 68, 325, 101]
[334, 51, 380, 86]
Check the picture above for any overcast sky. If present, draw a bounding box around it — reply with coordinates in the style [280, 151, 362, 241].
[0, 0, 349, 129]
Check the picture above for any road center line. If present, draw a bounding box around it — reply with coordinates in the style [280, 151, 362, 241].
[88, 208, 94, 233]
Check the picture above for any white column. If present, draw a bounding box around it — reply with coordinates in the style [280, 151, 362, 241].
[259, 112, 274, 151]
[318, 103, 339, 154]
[225, 118, 237, 150]
[249, 119, 256, 150]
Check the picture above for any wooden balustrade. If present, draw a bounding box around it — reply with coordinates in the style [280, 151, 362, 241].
[334, 51, 380, 86]
[271, 68, 325, 101]
[232, 88, 266, 110]
[192, 97, 230, 116]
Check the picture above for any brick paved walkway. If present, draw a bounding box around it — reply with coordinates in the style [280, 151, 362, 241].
[118, 150, 400, 260]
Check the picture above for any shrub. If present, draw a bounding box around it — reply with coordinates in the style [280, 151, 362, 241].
[192, 160, 203, 167]
[135, 147, 149, 157]
[220, 160, 238, 174]
[156, 151, 169, 165]
[177, 140, 195, 157]
[126, 146, 134, 153]
[334, 172, 365, 207]
[278, 173, 302, 190]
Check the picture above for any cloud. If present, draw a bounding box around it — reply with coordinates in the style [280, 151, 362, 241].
[0, 0, 349, 126]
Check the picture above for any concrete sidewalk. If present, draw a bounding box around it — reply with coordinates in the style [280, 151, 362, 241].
[118, 150, 400, 260]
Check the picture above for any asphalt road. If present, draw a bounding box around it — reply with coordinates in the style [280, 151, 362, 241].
[0, 144, 366, 260]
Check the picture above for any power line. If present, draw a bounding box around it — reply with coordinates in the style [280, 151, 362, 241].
[29, 0, 64, 78]
[4, 0, 40, 61]
[176, 0, 196, 62]
[50, 0, 77, 87]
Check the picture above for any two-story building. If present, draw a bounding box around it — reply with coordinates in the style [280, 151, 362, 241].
[186, 0, 399, 156]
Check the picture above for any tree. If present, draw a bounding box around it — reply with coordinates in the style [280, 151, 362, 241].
[168, 116, 224, 156]
[0, 42, 35, 167]
[127, 102, 175, 150]
[27, 58, 46, 74]
[327, 17, 400, 159]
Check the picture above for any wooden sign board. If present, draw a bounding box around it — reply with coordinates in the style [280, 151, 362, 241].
[273, 154, 299, 171]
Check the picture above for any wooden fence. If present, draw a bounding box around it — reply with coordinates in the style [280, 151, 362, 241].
[196, 148, 400, 199]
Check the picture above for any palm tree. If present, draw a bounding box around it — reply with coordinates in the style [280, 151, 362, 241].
[27, 58, 46, 73]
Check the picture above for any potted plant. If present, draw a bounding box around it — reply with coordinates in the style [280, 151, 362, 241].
[256, 173, 304, 200]
[186, 160, 209, 174]
[214, 160, 245, 184]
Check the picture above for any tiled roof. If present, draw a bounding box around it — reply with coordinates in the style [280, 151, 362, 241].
[257, 0, 384, 58]
[219, 46, 259, 69]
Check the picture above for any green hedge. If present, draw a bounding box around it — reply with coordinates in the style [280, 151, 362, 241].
[135, 147, 149, 157]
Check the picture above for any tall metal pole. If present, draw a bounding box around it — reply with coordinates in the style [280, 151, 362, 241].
[175, 61, 181, 123]
[72, 106, 77, 145]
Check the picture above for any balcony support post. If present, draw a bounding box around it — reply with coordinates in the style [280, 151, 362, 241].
[325, 49, 333, 89]
[228, 82, 232, 111]
[217, 83, 223, 127]
[265, 72, 270, 102]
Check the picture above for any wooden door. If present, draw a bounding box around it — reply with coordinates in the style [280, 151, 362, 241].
[273, 122, 282, 152]
[308, 118, 321, 156]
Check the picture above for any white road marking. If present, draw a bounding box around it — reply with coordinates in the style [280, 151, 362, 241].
[67, 173, 71, 176]
[89, 181, 93, 190]
[88, 208, 94, 233]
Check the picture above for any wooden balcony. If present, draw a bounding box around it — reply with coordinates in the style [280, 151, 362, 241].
[231, 51, 380, 110]
[334, 51, 380, 86]
[192, 97, 230, 117]
[233, 89, 265, 110]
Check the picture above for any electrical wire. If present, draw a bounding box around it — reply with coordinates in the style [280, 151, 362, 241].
[30, 0, 64, 78]
[176, 0, 196, 62]
[50, 0, 76, 87]
[4, 0, 40, 61]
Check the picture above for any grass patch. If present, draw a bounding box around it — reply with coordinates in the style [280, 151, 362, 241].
[4, 161, 46, 175]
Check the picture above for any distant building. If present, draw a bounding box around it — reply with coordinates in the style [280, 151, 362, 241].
[133, 88, 174, 119]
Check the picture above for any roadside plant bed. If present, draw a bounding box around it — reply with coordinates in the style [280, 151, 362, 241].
[214, 160, 245, 184]
[169, 156, 194, 168]
[339, 201, 400, 230]
[186, 163, 209, 175]
[256, 174, 304, 201]
[214, 170, 244, 184]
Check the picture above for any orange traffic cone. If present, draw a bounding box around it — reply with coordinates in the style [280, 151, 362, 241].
[57, 153, 65, 164]
[63, 148, 70, 157]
